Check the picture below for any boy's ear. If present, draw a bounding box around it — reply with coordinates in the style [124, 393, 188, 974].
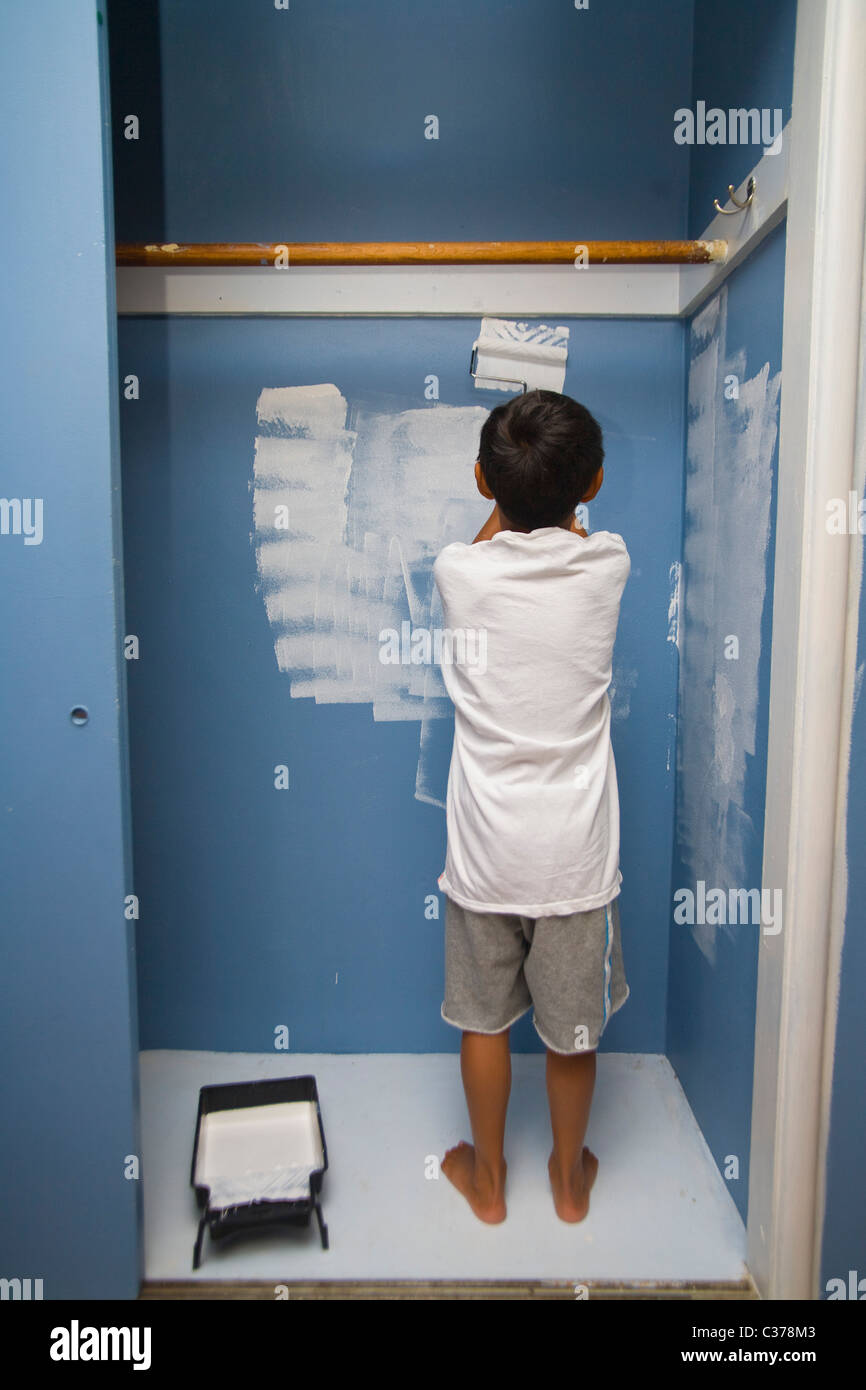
[475, 460, 495, 500]
[580, 465, 604, 503]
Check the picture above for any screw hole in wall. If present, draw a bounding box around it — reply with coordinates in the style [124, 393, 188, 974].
[70, 707, 89, 726]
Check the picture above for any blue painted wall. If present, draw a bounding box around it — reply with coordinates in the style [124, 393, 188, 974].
[667, 221, 786, 1227]
[120, 316, 682, 1053]
[0, 4, 140, 1298]
[686, 0, 797, 238]
[666, 0, 796, 1230]
[108, 0, 695, 242]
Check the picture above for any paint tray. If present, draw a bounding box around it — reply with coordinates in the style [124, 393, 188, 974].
[190, 1075, 329, 1269]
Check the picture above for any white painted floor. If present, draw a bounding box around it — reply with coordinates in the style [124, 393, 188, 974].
[140, 1050, 748, 1283]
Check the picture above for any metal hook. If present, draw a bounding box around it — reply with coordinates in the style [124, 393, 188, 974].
[469, 344, 528, 393]
[714, 175, 756, 216]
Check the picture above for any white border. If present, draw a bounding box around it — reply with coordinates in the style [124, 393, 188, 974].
[748, 0, 866, 1300]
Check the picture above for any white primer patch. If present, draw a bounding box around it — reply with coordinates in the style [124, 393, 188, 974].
[853, 660, 865, 716]
[667, 560, 682, 649]
[251, 385, 490, 804]
[610, 663, 638, 722]
[676, 287, 781, 965]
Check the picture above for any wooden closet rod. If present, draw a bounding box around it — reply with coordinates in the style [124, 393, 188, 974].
[116, 239, 727, 267]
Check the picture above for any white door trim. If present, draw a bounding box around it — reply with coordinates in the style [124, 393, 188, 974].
[747, 0, 866, 1300]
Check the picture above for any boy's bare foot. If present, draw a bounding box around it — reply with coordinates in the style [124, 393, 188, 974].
[548, 1146, 598, 1222]
[441, 1141, 507, 1223]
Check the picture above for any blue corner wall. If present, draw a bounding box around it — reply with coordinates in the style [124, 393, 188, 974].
[667, 221, 786, 1226]
[0, 3, 140, 1299]
[686, 0, 797, 239]
[665, 0, 795, 1229]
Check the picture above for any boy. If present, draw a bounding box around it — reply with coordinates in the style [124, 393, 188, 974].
[433, 389, 630, 1224]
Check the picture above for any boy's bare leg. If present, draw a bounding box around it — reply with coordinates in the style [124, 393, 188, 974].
[546, 1048, 599, 1221]
[441, 1029, 510, 1223]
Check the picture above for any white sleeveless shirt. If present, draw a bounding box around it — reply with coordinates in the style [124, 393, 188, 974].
[432, 526, 630, 916]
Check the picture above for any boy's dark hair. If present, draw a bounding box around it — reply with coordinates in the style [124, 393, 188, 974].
[477, 389, 604, 530]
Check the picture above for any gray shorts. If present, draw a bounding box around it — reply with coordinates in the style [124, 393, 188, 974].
[441, 894, 629, 1054]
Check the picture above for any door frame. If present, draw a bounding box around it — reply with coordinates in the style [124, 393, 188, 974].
[747, 0, 866, 1300]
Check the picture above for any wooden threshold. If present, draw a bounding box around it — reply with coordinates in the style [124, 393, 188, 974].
[140, 1276, 758, 1300]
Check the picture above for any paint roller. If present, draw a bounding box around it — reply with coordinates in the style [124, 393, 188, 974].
[469, 317, 570, 394]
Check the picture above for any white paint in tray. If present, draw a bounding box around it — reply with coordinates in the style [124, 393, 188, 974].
[195, 1099, 324, 1208]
